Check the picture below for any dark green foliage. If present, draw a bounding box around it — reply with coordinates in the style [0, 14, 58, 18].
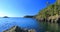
[36, 0, 60, 20]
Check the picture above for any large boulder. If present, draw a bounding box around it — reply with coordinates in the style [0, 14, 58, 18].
[3, 26, 36, 32]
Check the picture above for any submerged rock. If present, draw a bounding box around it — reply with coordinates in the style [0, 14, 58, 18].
[28, 29, 36, 32]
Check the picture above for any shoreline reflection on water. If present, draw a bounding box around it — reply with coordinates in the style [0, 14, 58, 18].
[39, 22, 60, 32]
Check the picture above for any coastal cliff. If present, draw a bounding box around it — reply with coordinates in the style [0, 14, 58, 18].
[35, 0, 60, 23]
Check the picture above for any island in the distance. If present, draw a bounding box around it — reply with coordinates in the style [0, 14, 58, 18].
[3, 16, 9, 18]
[24, 15, 34, 18]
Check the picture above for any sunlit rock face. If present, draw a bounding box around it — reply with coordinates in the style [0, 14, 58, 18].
[57, 0, 60, 4]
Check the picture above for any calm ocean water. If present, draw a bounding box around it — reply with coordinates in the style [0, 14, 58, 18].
[0, 17, 60, 32]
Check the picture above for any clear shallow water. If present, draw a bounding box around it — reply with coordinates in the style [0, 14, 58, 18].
[38, 22, 60, 32]
[0, 17, 39, 32]
[0, 17, 60, 32]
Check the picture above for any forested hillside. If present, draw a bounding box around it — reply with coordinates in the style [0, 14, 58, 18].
[36, 0, 60, 20]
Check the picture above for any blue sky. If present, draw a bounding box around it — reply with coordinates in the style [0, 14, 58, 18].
[0, 0, 56, 17]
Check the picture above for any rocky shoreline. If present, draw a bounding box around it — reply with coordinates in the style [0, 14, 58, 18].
[3, 26, 36, 32]
[36, 15, 60, 23]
